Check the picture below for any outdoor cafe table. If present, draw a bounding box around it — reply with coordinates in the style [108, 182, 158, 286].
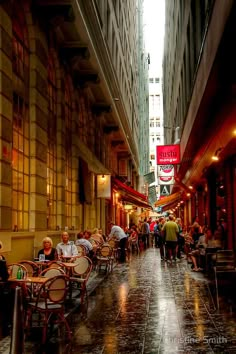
[8, 277, 49, 299]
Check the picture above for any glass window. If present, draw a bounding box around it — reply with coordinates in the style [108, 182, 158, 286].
[65, 78, 73, 228]
[47, 53, 57, 230]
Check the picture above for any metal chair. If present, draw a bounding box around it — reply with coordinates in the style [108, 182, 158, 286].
[39, 267, 66, 278]
[69, 256, 93, 306]
[7, 263, 28, 279]
[26, 274, 71, 344]
[96, 245, 113, 273]
[76, 244, 87, 257]
[214, 250, 236, 309]
[19, 260, 40, 277]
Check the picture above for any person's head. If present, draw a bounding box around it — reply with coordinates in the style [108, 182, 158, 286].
[77, 232, 84, 240]
[92, 228, 99, 235]
[61, 232, 69, 244]
[42, 237, 53, 249]
[169, 214, 174, 221]
[205, 228, 213, 239]
[176, 218, 181, 224]
[83, 230, 91, 240]
[98, 229, 103, 235]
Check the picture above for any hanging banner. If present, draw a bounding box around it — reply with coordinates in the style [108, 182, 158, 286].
[96, 175, 111, 198]
[157, 164, 175, 177]
[158, 176, 175, 185]
[144, 171, 155, 184]
[156, 144, 180, 164]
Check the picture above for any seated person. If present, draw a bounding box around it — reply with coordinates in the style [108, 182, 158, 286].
[184, 229, 194, 262]
[0, 241, 9, 281]
[75, 232, 94, 259]
[56, 232, 78, 260]
[90, 228, 104, 245]
[190, 232, 207, 271]
[38, 237, 58, 261]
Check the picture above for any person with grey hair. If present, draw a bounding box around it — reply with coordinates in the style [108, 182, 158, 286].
[38, 237, 58, 261]
[56, 232, 78, 260]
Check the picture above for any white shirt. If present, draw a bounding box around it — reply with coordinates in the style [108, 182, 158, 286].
[109, 225, 127, 241]
[56, 241, 78, 257]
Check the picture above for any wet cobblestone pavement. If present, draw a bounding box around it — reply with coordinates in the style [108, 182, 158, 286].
[4, 248, 236, 353]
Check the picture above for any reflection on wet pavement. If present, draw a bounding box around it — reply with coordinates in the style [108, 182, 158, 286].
[24, 248, 236, 354]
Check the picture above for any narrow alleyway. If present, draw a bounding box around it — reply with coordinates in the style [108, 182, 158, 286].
[14, 250, 236, 353]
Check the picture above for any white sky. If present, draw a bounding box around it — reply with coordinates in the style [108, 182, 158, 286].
[143, 0, 165, 73]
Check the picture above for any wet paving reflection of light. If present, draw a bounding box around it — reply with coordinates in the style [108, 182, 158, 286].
[20, 248, 236, 354]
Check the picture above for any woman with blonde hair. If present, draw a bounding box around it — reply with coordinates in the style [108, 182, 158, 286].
[38, 237, 58, 261]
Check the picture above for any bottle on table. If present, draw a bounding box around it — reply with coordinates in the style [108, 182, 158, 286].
[16, 266, 23, 280]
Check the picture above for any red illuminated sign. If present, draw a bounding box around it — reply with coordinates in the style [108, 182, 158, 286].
[156, 145, 180, 165]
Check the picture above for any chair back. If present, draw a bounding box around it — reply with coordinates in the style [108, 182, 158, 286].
[48, 261, 65, 269]
[19, 260, 39, 276]
[37, 275, 69, 304]
[215, 250, 235, 271]
[72, 256, 92, 280]
[99, 245, 112, 257]
[7, 263, 28, 279]
[76, 244, 86, 256]
[107, 239, 116, 249]
[39, 267, 65, 278]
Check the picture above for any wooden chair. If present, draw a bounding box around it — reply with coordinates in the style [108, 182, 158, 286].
[26, 274, 71, 344]
[39, 267, 66, 278]
[69, 256, 93, 306]
[76, 244, 87, 257]
[19, 260, 40, 277]
[96, 245, 113, 273]
[214, 250, 236, 309]
[7, 263, 28, 279]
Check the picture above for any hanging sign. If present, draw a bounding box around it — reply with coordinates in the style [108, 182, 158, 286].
[160, 185, 171, 196]
[96, 175, 111, 198]
[157, 164, 175, 177]
[156, 145, 180, 164]
[158, 176, 175, 185]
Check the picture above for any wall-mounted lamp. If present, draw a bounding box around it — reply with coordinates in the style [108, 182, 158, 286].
[212, 147, 223, 161]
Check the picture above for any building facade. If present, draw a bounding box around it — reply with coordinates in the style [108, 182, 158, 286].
[0, 0, 150, 261]
[162, 0, 236, 249]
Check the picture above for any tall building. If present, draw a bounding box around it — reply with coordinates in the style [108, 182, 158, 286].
[0, 0, 150, 261]
[162, 0, 236, 248]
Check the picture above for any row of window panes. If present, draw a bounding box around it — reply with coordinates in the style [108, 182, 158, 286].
[149, 77, 160, 83]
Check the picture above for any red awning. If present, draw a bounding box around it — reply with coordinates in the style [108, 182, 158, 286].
[113, 178, 152, 209]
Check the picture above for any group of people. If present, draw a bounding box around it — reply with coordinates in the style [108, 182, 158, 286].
[124, 214, 225, 272]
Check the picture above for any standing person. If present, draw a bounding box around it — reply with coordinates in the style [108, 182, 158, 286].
[162, 215, 179, 263]
[157, 217, 166, 260]
[108, 221, 127, 262]
[56, 231, 78, 260]
[141, 218, 150, 248]
[176, 218, 185, 259]
[153, 220, 160, 248]
[38, 237, 58, 261]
